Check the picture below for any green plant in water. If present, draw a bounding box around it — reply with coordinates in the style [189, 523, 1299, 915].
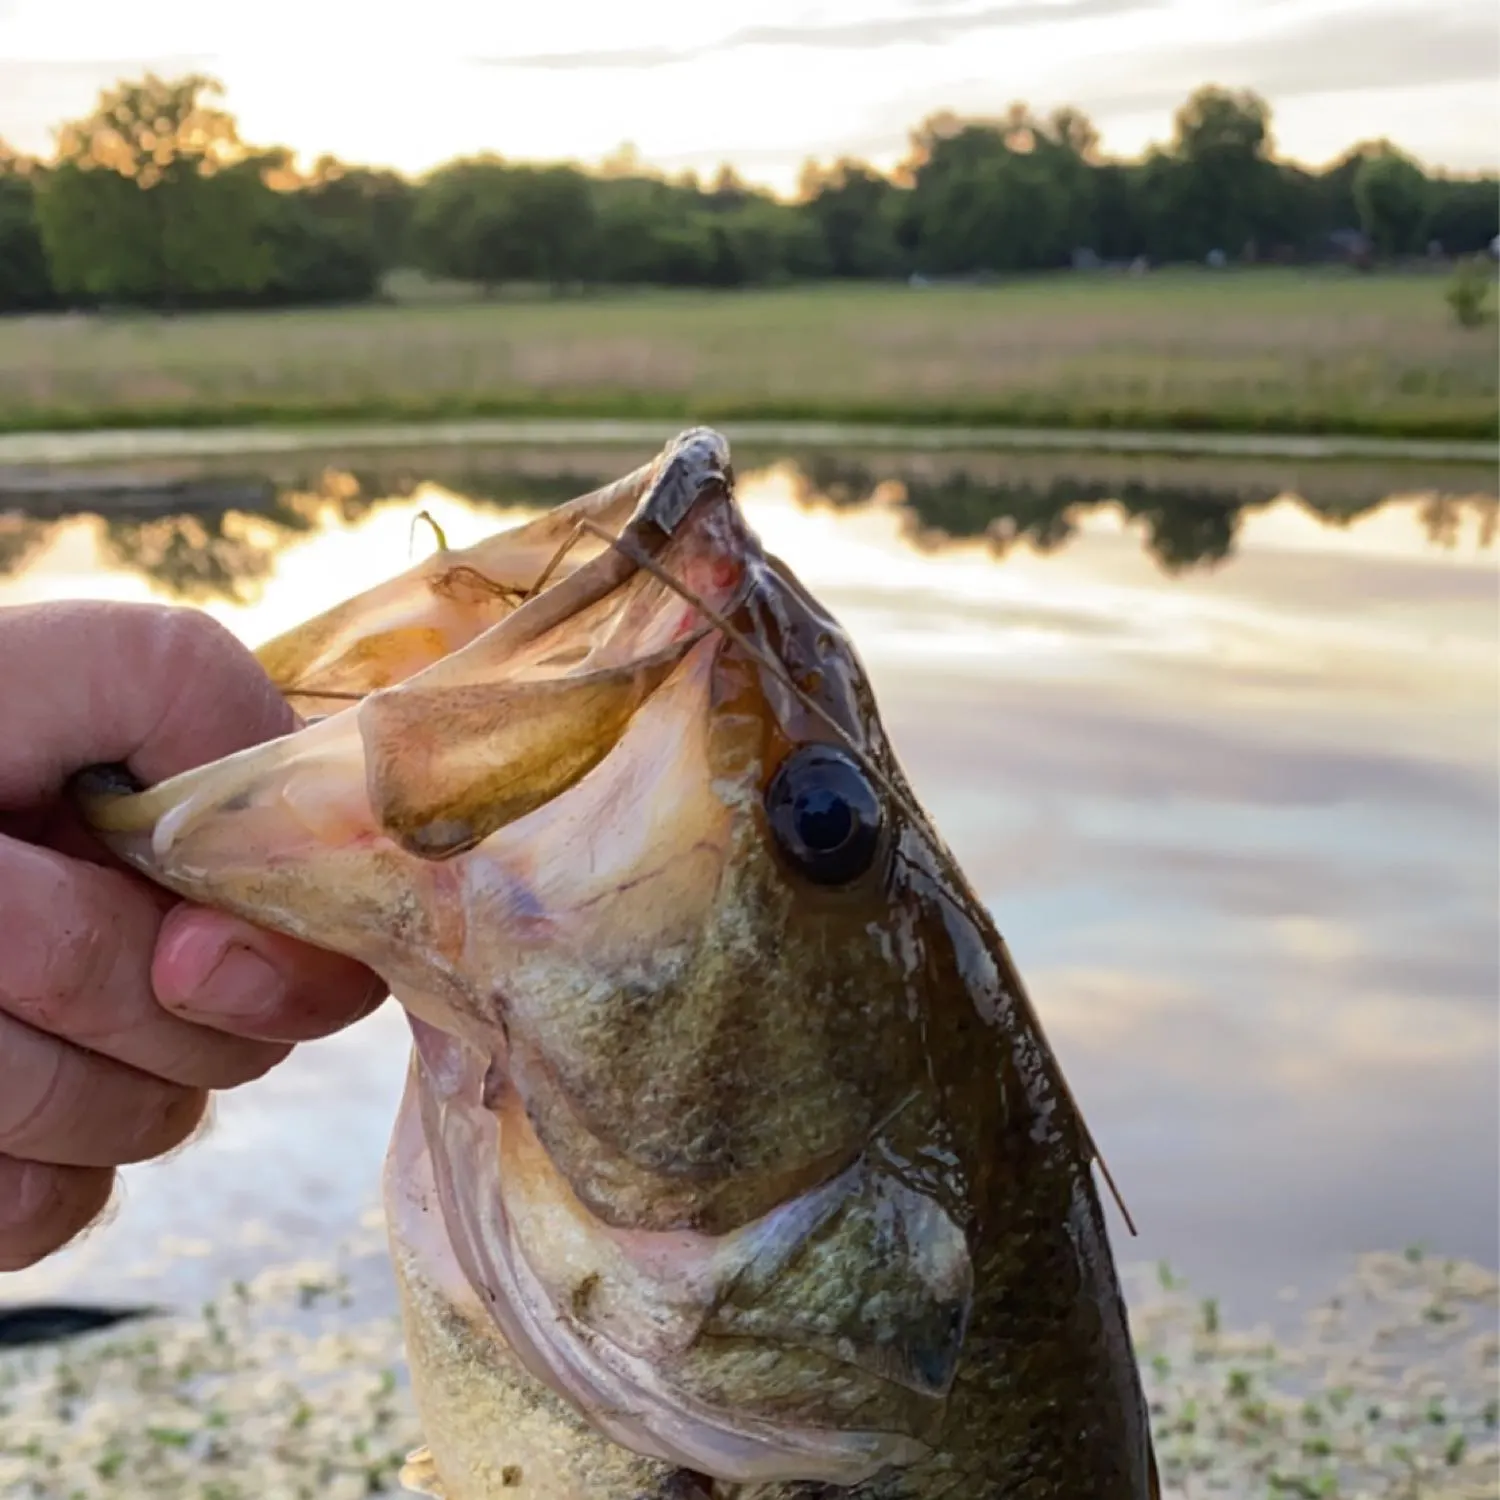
[1445, 257, 1494, 329]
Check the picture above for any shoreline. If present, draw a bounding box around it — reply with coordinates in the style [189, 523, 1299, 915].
[1, 415, 1494, 470]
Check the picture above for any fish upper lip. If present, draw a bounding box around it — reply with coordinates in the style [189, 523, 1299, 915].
[72, 428, 754, 844]
[627, 427, 736, 540]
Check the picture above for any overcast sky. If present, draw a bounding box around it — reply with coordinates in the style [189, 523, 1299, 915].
[1, 0, 1495, 191]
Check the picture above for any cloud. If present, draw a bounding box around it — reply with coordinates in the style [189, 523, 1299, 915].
[882, 669, 1496, 821]
[477, 0, 1160, 70]
[1067, 1, 1499, 117]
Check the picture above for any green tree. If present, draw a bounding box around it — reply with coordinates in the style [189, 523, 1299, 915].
[412, 158, 596, 289]
[590, 174, 714, 284]
[799, 159, 901, 276]
[1167, 85, 1277, 257]
[33, 73, 275, 307]
[247, 155, 415, 304]
[1037, 106, 1101, 251]
[701, 195, 827, 285]
[705, 164, 753, 211]
[300, 157, 415, 269]
[1353, 143, 1432, 256]
[900, 106, 1102, 274]
[1427, 174, 1499, 254]
[0, 143, 56, 310]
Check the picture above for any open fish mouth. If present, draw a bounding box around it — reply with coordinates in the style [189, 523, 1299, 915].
[75, 429, 965, 1484]
[78, 430, 745, 861]
[73, 432, 767, 1024]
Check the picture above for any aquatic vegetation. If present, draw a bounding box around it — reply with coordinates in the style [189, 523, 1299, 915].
[1, 1239, 1493, 1498]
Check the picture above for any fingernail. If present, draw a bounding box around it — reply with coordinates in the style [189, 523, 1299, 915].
[181, 944, 285, 1024]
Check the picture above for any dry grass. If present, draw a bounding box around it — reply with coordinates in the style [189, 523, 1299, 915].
[0, 272, 1494, 439]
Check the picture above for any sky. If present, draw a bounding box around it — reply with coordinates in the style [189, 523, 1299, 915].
[0, 0, 1496, 193]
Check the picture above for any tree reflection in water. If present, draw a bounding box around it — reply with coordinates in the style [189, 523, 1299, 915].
[1, 454, 1495, 602]
[94, 473, 382, 604]
[789, 455, 1498, 573]
[0, 514, 50, 580]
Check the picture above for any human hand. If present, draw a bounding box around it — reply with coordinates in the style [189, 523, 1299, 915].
[0, 600, 385, 1270]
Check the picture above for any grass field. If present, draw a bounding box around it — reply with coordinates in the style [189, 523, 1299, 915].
[0, 270, 1495, 440]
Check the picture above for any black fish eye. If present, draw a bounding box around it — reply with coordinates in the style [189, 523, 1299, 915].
[765, 745, 884, 887]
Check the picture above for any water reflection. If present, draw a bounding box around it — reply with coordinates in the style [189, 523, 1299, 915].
[0, 449, 1495, 1328]
[0, 513, 48, 578]
[791, 454, 1498, 573]
[2, 453, 1494, 603]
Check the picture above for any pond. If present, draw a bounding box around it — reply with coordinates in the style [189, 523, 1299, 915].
[1, 441, 1496, 1335]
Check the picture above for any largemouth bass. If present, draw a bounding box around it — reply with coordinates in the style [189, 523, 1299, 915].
[79, 430, 1160, 1500]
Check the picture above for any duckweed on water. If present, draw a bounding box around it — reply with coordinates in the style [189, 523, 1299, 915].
[1, 1239, 1494, 1499]
[1130, 1250, 1498, 1499]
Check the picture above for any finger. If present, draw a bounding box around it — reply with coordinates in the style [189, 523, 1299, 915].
[0, 599, 384, 1028]
[153, 907, 389, 1043]
[0, 835, 290, 1090]
[0, 1009, 207, 1168]
[0, 601, 295, 809]
[0, 1157, 116, 1272]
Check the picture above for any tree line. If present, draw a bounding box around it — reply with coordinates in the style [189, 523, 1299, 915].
[1, 73, 1495, 312]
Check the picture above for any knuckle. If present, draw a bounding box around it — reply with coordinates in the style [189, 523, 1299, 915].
[123, 1085, 208, 1164]
[15, 907, 120, 1042]
[140, 607, 287, 761]
[151, 1029, 288, 1090]
[0, 1031, 69, 1155]
[148, 605, 245, 682]
[0, 1015, 203, 1167]
[214, 1040, 290, 1088]
[0, 1162, 115, 1270]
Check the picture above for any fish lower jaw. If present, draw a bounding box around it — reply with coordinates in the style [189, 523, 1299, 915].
[384, 1051, 933, 1491]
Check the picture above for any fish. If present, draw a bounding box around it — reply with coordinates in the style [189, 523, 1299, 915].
[77, 429, 1160, 1500]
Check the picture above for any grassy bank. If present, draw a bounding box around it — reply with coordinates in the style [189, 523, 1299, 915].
[0, 272, 1494, 442]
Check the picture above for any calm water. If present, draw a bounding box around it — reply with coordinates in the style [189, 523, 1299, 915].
[1, 447, 1496, 1331]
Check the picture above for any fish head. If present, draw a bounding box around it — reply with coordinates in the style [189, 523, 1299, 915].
[79, 429, 1156, 1493]
[82, 429, 954, 1231]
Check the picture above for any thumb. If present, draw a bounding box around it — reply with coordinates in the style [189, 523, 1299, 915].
[0, 600, 384, 1040]
[0, 600, 295, 808]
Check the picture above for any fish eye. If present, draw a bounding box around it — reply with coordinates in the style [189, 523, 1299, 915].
[765, 745, 884, 887]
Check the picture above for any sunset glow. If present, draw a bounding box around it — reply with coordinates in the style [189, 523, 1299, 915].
[2, 0, 1495, 192]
